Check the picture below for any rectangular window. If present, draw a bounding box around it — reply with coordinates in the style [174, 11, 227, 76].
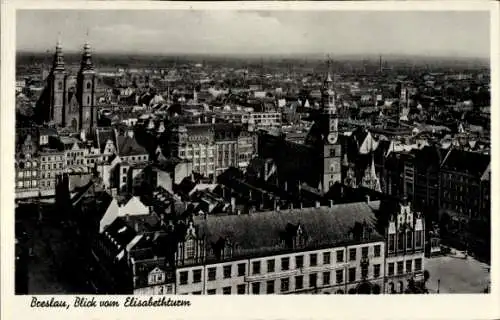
[266, 280, 275, 294]
[323, 272, 331, 285]
[336, 269, 344, 284]
[237, 263, 246, 277]
[336, 250, 344, 262]
[373, 264, 381, 278]
[309, 254, 317, 266]
[193, 269, 202, 283]
[416, 231, 423, 248]
[192, 291, 202, 295]
[348, 267, 356, 282]
[223, 265, 232, 279]
[281, 257, 289, 271]
[374, 245, 381, 257]
[295, 255, 304, 268]
[349, 248, 357, 261]
[252, 261, 261, 275]
[361, 265, 369, 279]
[397, 261, 404, 275]
[179, 271, 188, 285]
[406, 232, 413, 249]
[222, 286, 231, 295]
[389, 234, 396, 252]
[361, 247, 369, 258]
[207, 289, 216, 295]
[267, 259, 275, 273]
[406, 260, 412, 273]
[309, 273, 317, 288]
[388, 263, 395, 276]
[415, 258, 422, 271]
[208, 267, 216, 281]
[237, 284, 246, 294]
[280, 278, 290, 292]
[123, 168, 127, 174]
[295, 276, 303, 290]
[252, 282, 260, 294]
[398, 233, 405, 251]
[323, 252, 331, 265]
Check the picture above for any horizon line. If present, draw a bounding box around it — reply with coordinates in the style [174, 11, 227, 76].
[16, 50, 490, 61]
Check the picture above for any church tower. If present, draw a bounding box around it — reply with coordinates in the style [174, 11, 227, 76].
[321, 59, 342, 193]
[49, 39, 67, 126]
[77, 41, 97, 130]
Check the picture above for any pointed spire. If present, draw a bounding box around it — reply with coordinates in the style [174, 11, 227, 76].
[80, 31, 94, 72]
[325, 55, 333, 84]
[52, 35, 65, 71]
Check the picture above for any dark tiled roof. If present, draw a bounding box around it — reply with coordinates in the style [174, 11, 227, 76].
[117, 135, 148, 156]
[441, 149, 490, 177]
[196, 202, 382, 259]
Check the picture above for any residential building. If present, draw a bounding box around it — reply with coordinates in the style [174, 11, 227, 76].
[384, 199, 425, 293]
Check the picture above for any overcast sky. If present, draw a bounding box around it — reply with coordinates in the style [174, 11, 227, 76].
[17, 10, 490, 58]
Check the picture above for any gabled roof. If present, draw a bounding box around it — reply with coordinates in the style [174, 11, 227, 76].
[117, 135, 148, 157]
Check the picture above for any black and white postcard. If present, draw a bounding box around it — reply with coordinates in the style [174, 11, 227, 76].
[1, 1, 499, 319]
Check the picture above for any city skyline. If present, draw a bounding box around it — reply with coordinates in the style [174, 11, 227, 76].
[17, 10, 490, 58]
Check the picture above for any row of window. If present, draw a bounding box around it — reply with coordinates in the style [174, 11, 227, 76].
[387, 258, 422, 276]
[16, 180, 38, 189]
[17, 171, 37, 179]
[41, 155, 64, 162]
[179, 262, 385, 287]
[198, 246, 383, 281]
[203, 268, 369, 295]
[17, 161, 37, 168]
[388, 231, 423, 252]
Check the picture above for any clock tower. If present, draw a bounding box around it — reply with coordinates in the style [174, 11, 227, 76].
[321, 59, 342, 193]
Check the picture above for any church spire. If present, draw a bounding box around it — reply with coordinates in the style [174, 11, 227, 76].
[52, 36, 65, 71]
[80, 38, 94, 72]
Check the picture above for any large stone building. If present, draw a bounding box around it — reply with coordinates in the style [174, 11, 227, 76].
[36, 40, 98, 131]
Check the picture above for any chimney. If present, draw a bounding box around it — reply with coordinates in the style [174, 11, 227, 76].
[315, 201, 320, 208]
[290, 203, 294, 210]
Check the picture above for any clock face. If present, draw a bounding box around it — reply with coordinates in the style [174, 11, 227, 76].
[327, 133, 338, 144]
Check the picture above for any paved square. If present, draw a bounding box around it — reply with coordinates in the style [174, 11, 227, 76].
[425, 255, 490, 293]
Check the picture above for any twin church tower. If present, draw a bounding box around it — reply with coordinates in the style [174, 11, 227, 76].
[36, 39, 97, 131]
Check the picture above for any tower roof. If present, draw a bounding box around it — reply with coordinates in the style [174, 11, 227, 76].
[80, 40, 94, 72]
[52, 39, 65, 71]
